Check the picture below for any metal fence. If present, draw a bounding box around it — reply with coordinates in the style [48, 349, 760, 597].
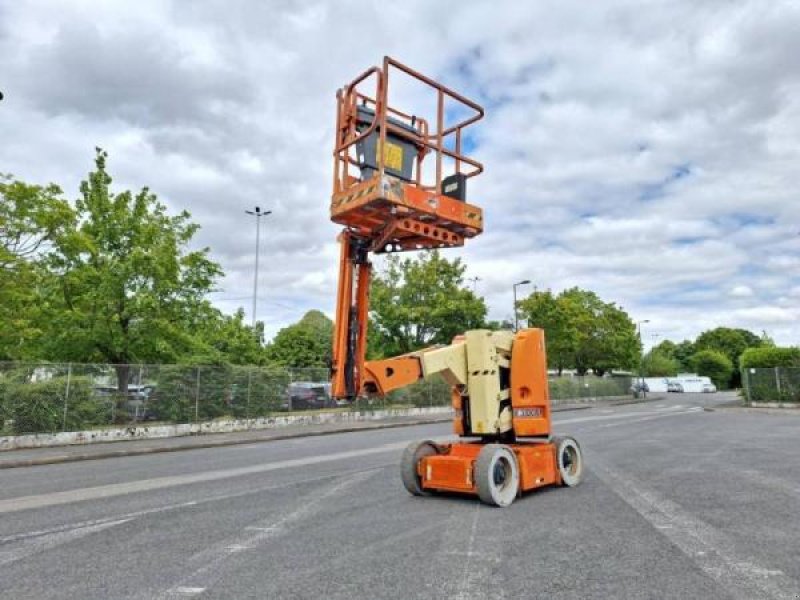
[0, 362, 631, 436]
[742, 367, 800, 404]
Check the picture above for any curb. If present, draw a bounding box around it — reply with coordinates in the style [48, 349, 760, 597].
[0, 397, 661, 469]
[0, 417, 453, 470]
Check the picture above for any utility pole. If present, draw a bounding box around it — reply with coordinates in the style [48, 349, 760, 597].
[512, 279, 531, 332]
[245, 207, 272, 330]
[637, 319, 650, 397]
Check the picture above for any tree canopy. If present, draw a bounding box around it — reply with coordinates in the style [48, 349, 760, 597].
[690, 349, 733, 389]
[369, 251, 487, 357]
[519, 287, 639, 375]
[265, 310, 333, 368]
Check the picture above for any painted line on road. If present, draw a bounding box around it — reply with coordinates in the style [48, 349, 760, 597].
[0, 441, 412, 515]
[0, 465, 394, 548]
[158, 469, 379, 599]
[592, 459, 796, 600]
[554, 405, 700, 425]
[0, 518, 133, 568]
[578, 407, 704, 431]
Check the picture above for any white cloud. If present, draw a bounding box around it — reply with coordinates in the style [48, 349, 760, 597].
[0, 0, 798, 344]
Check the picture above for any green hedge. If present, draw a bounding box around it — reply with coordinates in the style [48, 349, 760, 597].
[548, 376, 629, 400]
[740, 347, 800, 369]
[1, 376, 111, 434]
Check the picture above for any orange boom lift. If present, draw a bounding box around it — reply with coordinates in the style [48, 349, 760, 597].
[329, 57, 583, 506]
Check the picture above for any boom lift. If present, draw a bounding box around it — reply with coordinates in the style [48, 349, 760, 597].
[329, 57, 583, 507]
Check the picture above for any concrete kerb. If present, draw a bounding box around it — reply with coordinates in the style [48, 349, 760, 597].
[0, 395, 662, 469]
[0, 407, 454, 452]
[0, 417, 454, 469]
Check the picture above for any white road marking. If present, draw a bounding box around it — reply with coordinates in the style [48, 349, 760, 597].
[593, 459, 797, 600]
[0, 440, 412, 515]
[159, 469, 379, 598]
[0, 518, 132, 567]
[583, 407, 703, 430]
[0, 500, 198, 544]
[174, 587, 205, 596]
[554, 405, 694, 425]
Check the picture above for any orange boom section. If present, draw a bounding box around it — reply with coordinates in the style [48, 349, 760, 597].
[330, 57, 485, 400]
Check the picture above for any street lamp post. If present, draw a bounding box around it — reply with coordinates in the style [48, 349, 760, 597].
[467, 276, 482, 293]
[513, 279, 531, 332]
[245, 207, 272, 331]
[637, 319, 650, 397]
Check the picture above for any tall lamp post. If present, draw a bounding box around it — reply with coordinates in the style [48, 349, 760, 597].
[245, 207, 272, 331]
[637, 319, 650, 397]
[513, 279, 531, 332]
[467, 276, 482, 293]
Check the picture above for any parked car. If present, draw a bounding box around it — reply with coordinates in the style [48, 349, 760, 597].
[283, 382, 336, 410]
[701, 383, 717, 393]
[667, 382, 684, 393]
[93, 384, 158, 420]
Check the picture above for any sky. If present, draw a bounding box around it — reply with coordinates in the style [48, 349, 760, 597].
[1, 0, 798, 349]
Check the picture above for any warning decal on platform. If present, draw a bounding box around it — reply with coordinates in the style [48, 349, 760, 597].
[378, 141, 404, 172]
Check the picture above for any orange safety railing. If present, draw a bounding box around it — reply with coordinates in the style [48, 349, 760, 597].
[332, 56, 484, 197]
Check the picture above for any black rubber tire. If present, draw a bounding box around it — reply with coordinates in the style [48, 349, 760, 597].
[553, 436, 583, 487]
[400, 440, 439, 496]
[475, 444, 519, 507]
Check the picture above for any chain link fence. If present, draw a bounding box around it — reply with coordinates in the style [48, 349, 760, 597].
[0, 362, 632, 436]
[742, 367, 800, 404]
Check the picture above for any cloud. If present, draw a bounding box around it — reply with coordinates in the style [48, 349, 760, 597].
[0, 0, 798, 345]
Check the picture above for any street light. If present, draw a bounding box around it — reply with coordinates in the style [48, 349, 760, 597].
[637, 319, 650, 397]
[467, 276, 482, 293]
[245, 206, 272, 331]
[513, 279, 531, 332]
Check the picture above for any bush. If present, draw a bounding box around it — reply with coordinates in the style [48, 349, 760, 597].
[690, 350, 733, 389]
[740, 347, 800, 369]
[548, 376, 629, 400]
[2, 375, 110, 434]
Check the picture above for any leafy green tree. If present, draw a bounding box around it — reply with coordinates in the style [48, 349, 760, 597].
[40, 149, 222, 390]
[643, 350, 680, 377]
[265, 310, 333, 368]
[519, 287, 639, 375]
[690, 349, 733, 389]
[195, 308, 266, 366]
[694, 327, 762, 386]
[519, 289, 577, 374]
[369, 251, 487, 357]
[651, 339, 695, 372]
[739, 347, 800, 369]
[0, 175, 74, 359]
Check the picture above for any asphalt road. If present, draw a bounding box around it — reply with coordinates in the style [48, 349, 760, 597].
[1, 392, 798, 599]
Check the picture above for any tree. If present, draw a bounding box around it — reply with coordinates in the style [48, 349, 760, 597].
[195, 308, 266, 366]
[519, 287, 639, 375]
[519, 289, 578, 374]
[40, 149, 222, 390]
[643, 350, 680, 377]
[369, 251, 487, 357]
[651, 339, 695, 372]
[739, 347, 800, 369]
[0, 176, 74, 359]
[690, 349, 733, 389]
[694, 327, 763, 386]
[265, 310, 333, 368]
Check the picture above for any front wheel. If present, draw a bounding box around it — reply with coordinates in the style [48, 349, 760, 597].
[552, 436, 583, 487]
[475, 444, 519, 507]
[400, 440, 438, 496]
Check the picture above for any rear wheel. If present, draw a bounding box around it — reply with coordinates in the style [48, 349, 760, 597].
[475, 444, 519, 507]
[400, 440, 439, 496]
[552, 436, 583, 487]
